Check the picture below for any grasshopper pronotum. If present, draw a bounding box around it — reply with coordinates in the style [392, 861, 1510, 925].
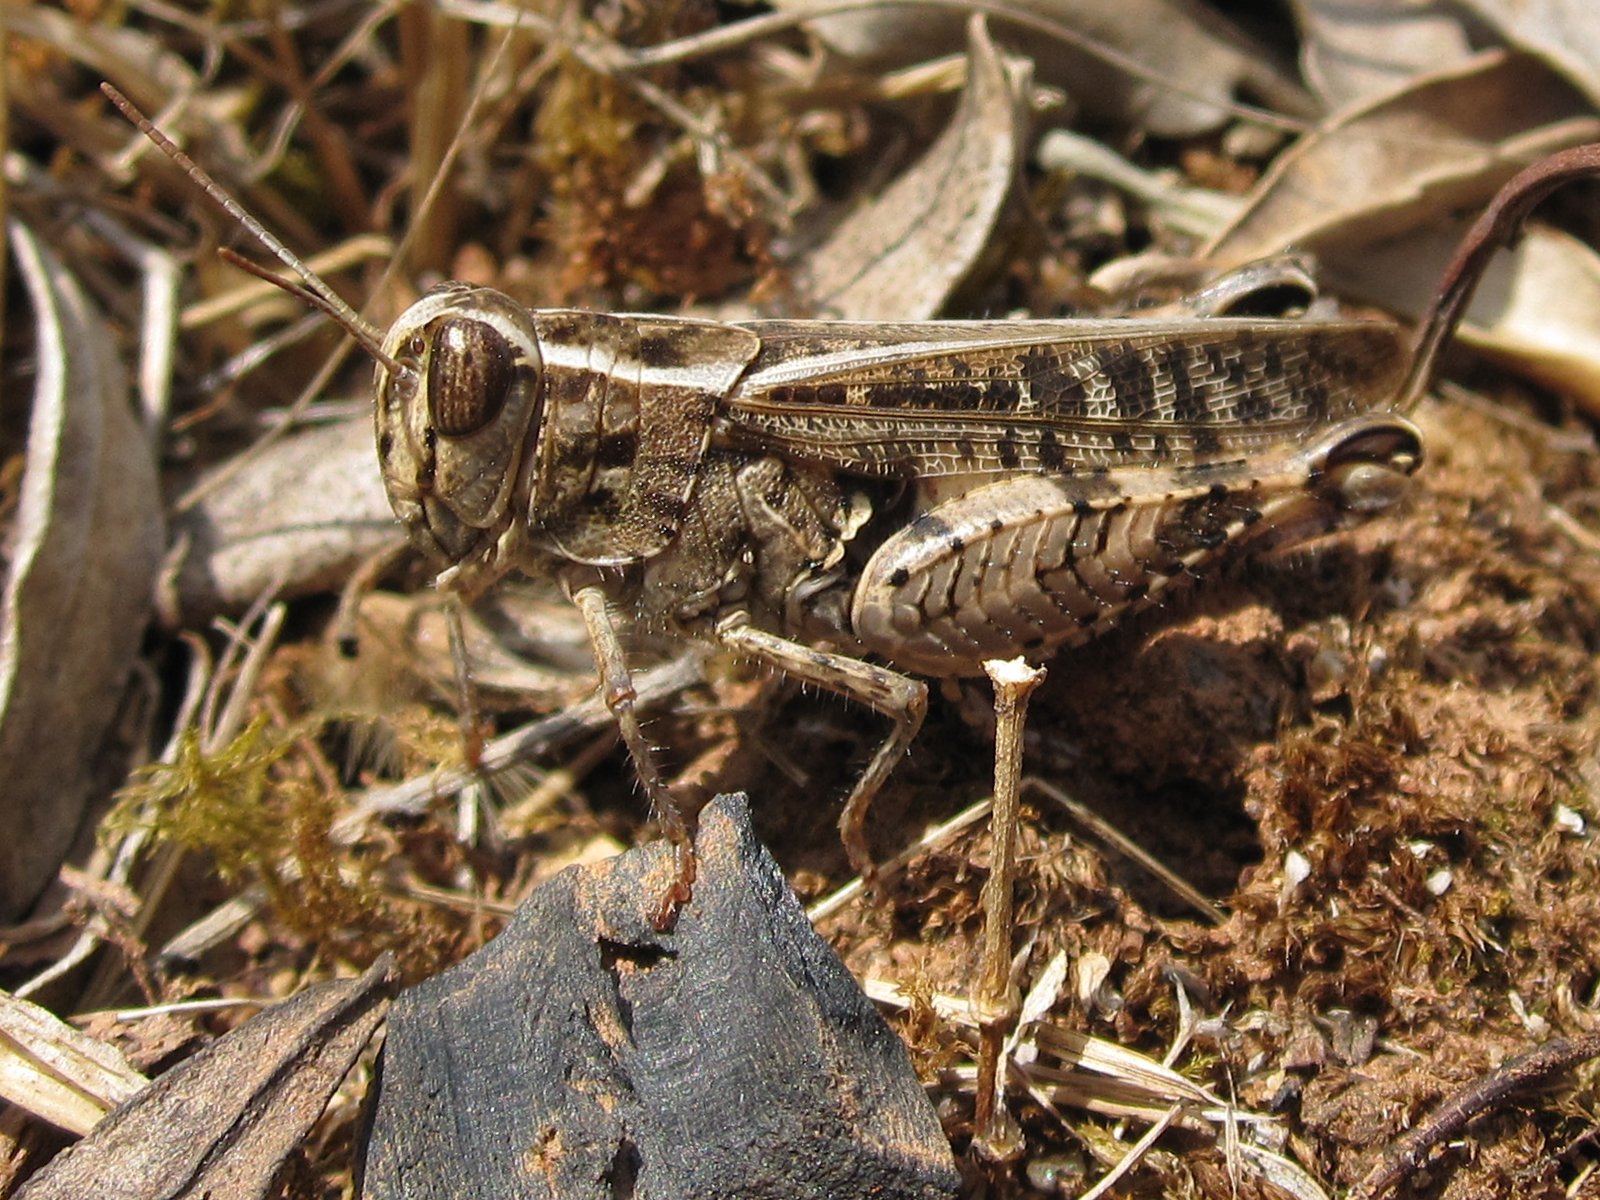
[105, 85, 1599, 921]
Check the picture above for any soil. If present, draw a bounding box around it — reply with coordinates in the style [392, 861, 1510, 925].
[6, 8, 1600, 1198]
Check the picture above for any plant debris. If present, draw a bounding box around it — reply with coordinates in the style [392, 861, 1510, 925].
[4, 4, 1600, 1197]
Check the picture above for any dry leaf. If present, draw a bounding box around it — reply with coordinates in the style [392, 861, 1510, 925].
[1457, 0, 1600, 107]
[787, 15, 1028, 320]
[0, 222, 164, 920]
[162, 416, 401, 626]
[14, 957, 398, 1200]
[1202, 50, 1600, 267]
[349, 589, 594, 709]
[0, 991, 146, 1137]
[1287, 0, 1475, 109]
[781, 0, 1310, 136]
[863, 976, 1225, 1122]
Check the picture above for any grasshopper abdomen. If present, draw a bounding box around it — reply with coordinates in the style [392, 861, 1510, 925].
[849, 413, 1422, 677]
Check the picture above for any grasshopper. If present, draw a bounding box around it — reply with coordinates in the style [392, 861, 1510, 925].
[374, 286, 1421, 916]
[105, 86, 1599, 918]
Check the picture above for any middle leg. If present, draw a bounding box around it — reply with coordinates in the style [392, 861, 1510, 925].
[715, 617, 927, 881]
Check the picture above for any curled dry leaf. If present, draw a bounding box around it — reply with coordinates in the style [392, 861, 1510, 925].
[14, 957, 398, 1200]
[162, 416, 402, 626]
[1202, 50, 1600, 268]
[325, 589, 595, 719]
[0, 990, 146, 1137]
[1287, 0, 1475, 109]
[780, 0, 1310, 136]
[0, 222, 164, 920]
[1457, 0, 1600, 107]
[787, 15, 1028, 320]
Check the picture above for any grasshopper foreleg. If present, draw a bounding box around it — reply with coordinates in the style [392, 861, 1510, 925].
[566, 573, 698, 926]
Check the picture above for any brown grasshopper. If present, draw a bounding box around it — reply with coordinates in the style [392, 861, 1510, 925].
[105, 87, 1598, 918]
[374, 286, 1421, 912]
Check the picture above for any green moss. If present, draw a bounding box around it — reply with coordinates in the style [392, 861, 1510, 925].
[107, 714, 296, 883]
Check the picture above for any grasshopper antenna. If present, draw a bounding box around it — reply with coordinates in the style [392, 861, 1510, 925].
[1399, 143, 1600, 412]
[100, 82, 404, 377]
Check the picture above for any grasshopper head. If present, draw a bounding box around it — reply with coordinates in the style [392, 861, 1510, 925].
[374, 285, 546, 591]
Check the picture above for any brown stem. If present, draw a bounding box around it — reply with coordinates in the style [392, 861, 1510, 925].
[1400, 144, 1600, 411]
[1354, 1031, 1600, 1199]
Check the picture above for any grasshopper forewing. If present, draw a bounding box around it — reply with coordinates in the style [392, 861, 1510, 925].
[104, 86, 1599, 920]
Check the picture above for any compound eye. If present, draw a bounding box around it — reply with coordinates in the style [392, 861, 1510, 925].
[427, 317, 514, 437]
